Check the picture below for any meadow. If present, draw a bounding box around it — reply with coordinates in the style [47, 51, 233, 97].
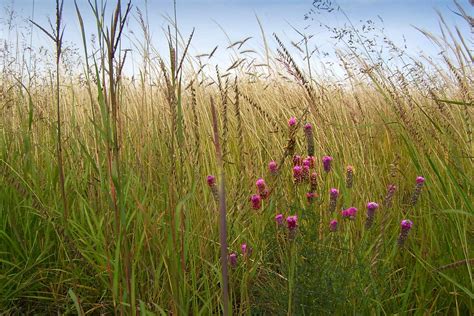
[0, 0, 472, 314]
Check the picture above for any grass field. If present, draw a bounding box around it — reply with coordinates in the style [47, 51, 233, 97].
[0, 0, 472, 314]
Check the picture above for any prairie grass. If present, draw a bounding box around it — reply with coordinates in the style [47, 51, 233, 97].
[0, 0, 472, 314]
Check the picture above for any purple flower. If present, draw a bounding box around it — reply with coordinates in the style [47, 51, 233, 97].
[275, 213, 284, 226]
[329, 219, 338, 232]
[328, 188, 339, 213]
[293, 165, 303, 183]
[401, 219, 413, 230]
[398, 219, 413, 246]
[286, 215, 298, 231]
[207, 175, 218, 201]
[365, 202, 379, 229]
[288, 117, 297, 127]
[255, 178, 269, 199]
[303, 158, 311, 168]
[304, 123, 312, 130]
[241, 243, 251, 257]
[306, 156, 316, 168]
[293, 155, 302, 166]
[250, 194, 262, 210]
[367, 202, 379, 211]
[229, 252, 237, 268]
[342, 207, 357, 220]
[256, 178, 266, 191]
[411, 177, 425, 206]
[348, 207, 358, 216]
[322, 156, 333, 173]
[207, 175, 216, 187]
[269, 161, 278, 174]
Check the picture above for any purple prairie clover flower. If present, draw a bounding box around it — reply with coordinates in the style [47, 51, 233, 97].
[410, 176, 425, 206]
[346, 165, 354, 189]
[286, 215, 298, 231]
[293, 155, 302, 166]
[322, 156, 333, 173]
[241, 243, 251, 257]
[310, 172, 318, 192]
[275, 213, 284, 226]
[305, 156, 316, 168]
[207, 175, 218, 201]
[383, 184, 397, 208]
[401, 219, 413, 230]
[398, 219, 413, 246]
[329, 188, 339, 213]
[342, 207, 357, 220]
[207, 175, 216, 187]
[269, 161, 278, 174]
[256, 178, 266, 191]
[348, 207, 358, 217]
[287, 215, 298, 239]
[293, 165, 303, 183]
[306, 192, 318, 204]
[304, 123, 315, 156]
[229, 252, 238, 268]
[241, 243, 247, 254]
[250, 194, 262, 210]
[329, 219, 338, 232]
[303, 158, 311, 168]
[365, 202, 379, 229]
[288, 117, 297, 127]
[256, 178, 268, 198]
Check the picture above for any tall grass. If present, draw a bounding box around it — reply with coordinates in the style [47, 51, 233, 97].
[0, 0, 472, 314]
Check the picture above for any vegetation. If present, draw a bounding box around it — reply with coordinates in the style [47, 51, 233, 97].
[0, 0, 472, 314]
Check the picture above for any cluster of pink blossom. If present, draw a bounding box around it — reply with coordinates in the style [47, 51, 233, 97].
[207, 117, 425, 259]
[229, 242, 252, 268]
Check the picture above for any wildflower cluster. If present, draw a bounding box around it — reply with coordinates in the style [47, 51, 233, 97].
[213, 117, 427, 275]
[275, 213, 299, 239]
[250, 178, 270, 210]
[261, 118, 425, 245]
[287, 119, 319, 201]
[229, 242, 253, 268]
[341, 207, 358, 220]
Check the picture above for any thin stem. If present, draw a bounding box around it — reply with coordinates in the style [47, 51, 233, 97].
[211, 96, 230, 316]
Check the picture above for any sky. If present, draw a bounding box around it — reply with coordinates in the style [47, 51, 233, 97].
[1, 0, 471, 76]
